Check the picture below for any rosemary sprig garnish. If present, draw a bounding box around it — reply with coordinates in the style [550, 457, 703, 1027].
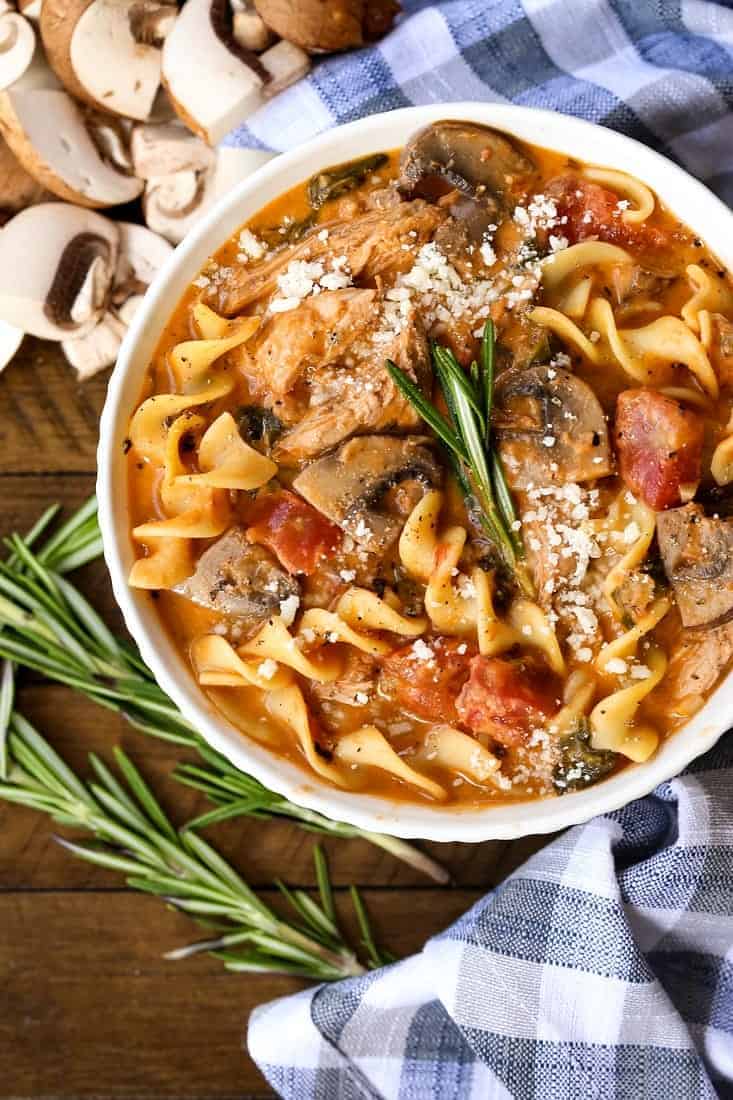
[0, 707, 388, 979]
[0, 499, 448, 883]
[387, 320, 533, 595]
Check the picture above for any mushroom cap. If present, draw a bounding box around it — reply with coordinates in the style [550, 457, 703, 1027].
[254, 0, 364, 52]
[41, 0, 168, 121]
[657, 502, 733, 628]
[399, 120, 537, 204]
[495, 364, 613, 489]
[0, 8, 36, 92]
[162, 0, 309, 145]
[0, 53, 144, 207]
[0, 202, 119, 340]
[293, 435, 442, 552]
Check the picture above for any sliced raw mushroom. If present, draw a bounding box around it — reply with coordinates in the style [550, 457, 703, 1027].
[231, 1, 272, 52]
[0, 202, 118, 339]
[293, 435, 442, 553]
[494, 364, 612, 489]
[0, 3, 36, 91]
[40, 0, 176, 121]
[131, 119, 215, 180]
[0, 134, 48, 223]
[0, 52, 143, 207]
[113, 220, 173, 303]
[62, 309, 126, 380]
[143, 145, 274, 244]
[0, 318, 23, 374]
[62, 221, 173, 377]
[657, 503, 733, 628]
[162, 0, 310, 145]
[174, 527, 300, 631]
[254, 0, 400, 52]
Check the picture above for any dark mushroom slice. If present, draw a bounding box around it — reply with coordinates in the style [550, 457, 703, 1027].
[292, 435, 442, 553]
[174, 527, 299, 631]
[398, 120, 538, 250]
[656, 503, 733, 628]
[494, 364, 613, 489]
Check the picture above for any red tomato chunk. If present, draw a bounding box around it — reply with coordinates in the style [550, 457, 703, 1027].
[246, 490, 341, 575]
[379, 637, 475, 725]
[455, 655, 559, 749]
[614, 389, 704, 511]
[545, 175, 669, 252]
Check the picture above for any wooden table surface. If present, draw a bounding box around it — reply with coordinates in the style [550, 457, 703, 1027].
[0, 339, 550, 1099]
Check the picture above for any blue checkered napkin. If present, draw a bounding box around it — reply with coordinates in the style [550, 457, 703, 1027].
[226, 0, 733, 205]
[240, 2, 733, 1095]
[249, 734, 733, 1099]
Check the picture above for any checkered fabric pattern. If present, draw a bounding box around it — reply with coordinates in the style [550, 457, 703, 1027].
[239, 3, 733, 1096]
[226, 0, 733, 204]
[249, 735, 733, 1098]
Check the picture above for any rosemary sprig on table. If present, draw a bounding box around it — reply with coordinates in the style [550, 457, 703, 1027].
[0, 498, 448, 882]
[388, 319, 533, 596]
[0, 708, 389, 979]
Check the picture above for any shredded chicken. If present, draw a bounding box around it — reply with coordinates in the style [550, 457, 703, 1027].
[273, 306, 431, 463]
[664, 622, 733, 715]
[237, 288, 376, 397]
[208, 199, 446, 316]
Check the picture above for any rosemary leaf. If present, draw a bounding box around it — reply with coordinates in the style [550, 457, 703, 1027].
[0, 500, 448, 887]
[386, 360, 467, 461]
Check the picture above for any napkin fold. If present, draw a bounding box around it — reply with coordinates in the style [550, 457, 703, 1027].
[235, 2, 733, 1095]
[250, 735, 733, 1098]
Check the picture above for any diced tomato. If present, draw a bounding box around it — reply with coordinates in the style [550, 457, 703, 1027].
[614, 389, 704, 511]
[379, 637, 475, 724]
[544, 175, 669, 253]
[455, 655, 559, 748]
[246, 490, 341, 575]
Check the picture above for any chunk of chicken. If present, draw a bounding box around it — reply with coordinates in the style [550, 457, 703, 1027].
[664, 622, 733, 716]
[310, 650, 378, 707]
[209, 199, 445, 316]
[273, 307, 431, 463]
[238, 288, 376, 397]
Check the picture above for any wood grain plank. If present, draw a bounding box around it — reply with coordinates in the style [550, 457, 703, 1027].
[0, 888, 478, 1099]
[0, 340, 107, 474]
[2, 684, 551, 891]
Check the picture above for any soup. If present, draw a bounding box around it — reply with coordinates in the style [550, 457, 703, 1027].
[126, 120, 733, 807]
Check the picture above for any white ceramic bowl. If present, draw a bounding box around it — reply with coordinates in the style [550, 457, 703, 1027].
[98, 102, 733, 842]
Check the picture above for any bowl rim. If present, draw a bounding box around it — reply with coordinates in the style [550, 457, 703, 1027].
[98, 101, 733, 842]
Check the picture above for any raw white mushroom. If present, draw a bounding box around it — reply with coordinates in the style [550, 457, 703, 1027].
[40, 0, 177, 121]
[130, 119, 214, 179]
[0, 2, 36, 91]
[162, 0, 309, 145]
[63, 220, 173, 378]
[0, 318, 24, 374]
[143, 144, 274, 244]
[61, 310, 126, 380]
[0, 51, 144, 207]
[0, 202, 119, 340]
